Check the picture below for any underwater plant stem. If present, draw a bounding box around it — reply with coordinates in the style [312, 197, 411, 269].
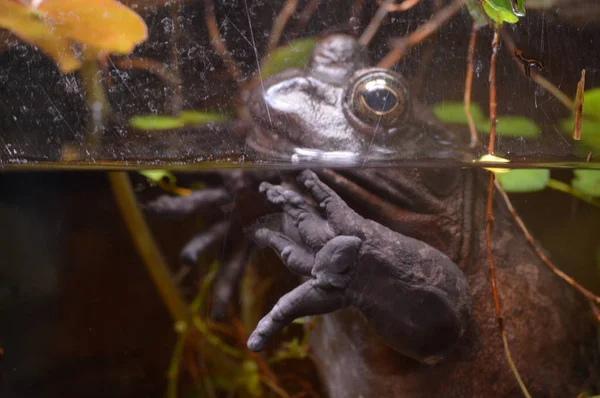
[377, 0, 423, 12]
[486, 174, 532, 398]
[167, 326, 188, 398]
[80, 59, 110, 151]
[108, 172, 190, 323]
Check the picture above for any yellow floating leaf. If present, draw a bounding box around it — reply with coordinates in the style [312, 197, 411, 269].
[38, 0, 148, 55]
[0, 1, 81, 72]
[0, 0, 147, 73]
[477, 154, 511, 173]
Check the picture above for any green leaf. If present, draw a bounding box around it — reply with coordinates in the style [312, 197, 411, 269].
[497, 169, 550, 192]
[482, 0, 525, 24]
[129, 111, 229, 130]
[433, 101, 486, 125]
[433, 101, 540, 138]
[559, 118, 600, 152]
[261, 37, 317, 79]
[465, 0, 490, 27]
[179, 110, 229, 125]
[572, 170, 600, 197]
[494, 116, 541, 138]
[139, 170, 176, 185]
[129, 115, 184, 130]
[582, 88, 600, 119]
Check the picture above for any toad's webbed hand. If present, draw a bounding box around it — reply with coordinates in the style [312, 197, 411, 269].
[249, 170, 472, 365]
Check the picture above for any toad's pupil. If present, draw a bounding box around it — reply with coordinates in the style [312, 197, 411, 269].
[360, 87, 397, 114]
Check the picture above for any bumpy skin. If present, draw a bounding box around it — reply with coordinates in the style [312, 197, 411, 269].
[248, 170, 472, 365]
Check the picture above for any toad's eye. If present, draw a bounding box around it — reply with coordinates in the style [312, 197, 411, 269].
[344, 69, 410, 132]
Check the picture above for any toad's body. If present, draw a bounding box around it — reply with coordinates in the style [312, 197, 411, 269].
[149, 35, 596, 397]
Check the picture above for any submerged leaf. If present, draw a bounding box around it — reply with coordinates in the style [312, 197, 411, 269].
[581, 88, 600, 119]
[261, 37, 317, 79]
[559, 88, 600, 151]
[497, 169, 550, 192]
[433, 101, 486, 125]
[434, 101, 540, 138]
[179, 110, 229, 125]
[139, 170, 177, 186]
[495, 116, 540, 138]
[130, 115, 185, 130]
[572, 170, 600, 197]
[129, 111, 229, 130]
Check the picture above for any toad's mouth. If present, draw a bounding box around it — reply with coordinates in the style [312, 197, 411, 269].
[245, 120, 474, 167]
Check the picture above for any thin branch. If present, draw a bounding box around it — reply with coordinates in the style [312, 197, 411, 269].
[289, 0, 321, 39]
[495, 179, 600, 305]
[350, 0, 365, 34]
[573, 69, 586, 140]
[376, 0, 423, 12]
[378, 0, 464, 68]
[488, 30, 500, 155]
[265, 0, 300, 57]
[358, 0, 396, 47]
[464, 23, 479, 147]
[204, 0, 243, 84]
[498, 26, 574, 111]
[111, 57, 181, 89]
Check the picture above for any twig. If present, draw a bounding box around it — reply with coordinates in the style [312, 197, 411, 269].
[265, 0, 300, 57]
[464, 23, 479, 147]
[204, 0, 243, 83]
[358, 0, 396, 47]
[486, 174, 532, 398]
[488, 30, 500, 155]
[495, 179, 600, 306]
[289, 0, 321, 39]
[350, 0, 365, 34]
[111, 57, 181, 89]
[574, 69, 586, 140]
[378, 0, 464, 68]
[376, 0, 423, 12]
[498, 27, 575, 111]
[108, 172, 190, 323]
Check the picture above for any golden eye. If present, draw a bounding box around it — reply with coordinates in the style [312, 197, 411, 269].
[344, 69, 410, 130]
